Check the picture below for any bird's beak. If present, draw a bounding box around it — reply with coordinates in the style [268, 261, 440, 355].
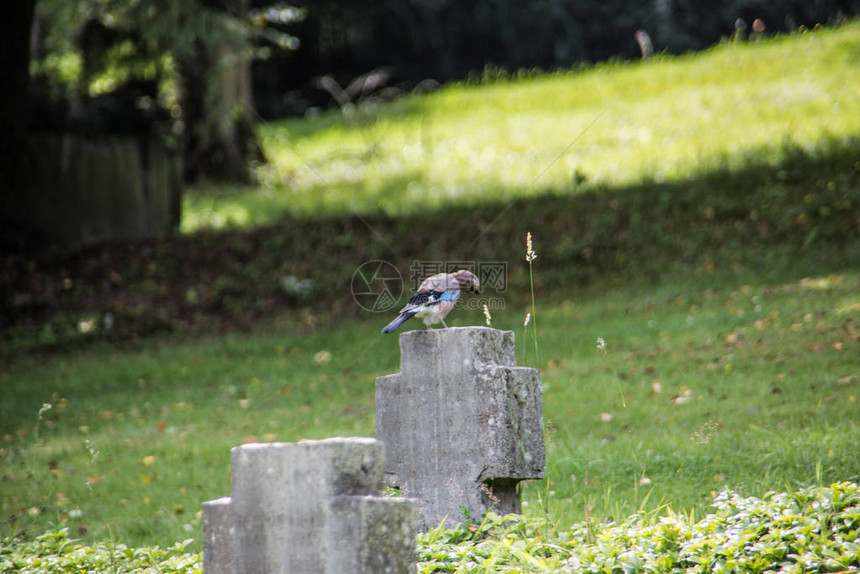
[472, 280, 481, 294]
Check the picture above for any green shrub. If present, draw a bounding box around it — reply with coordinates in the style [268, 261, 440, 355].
[6, 483, 856, 573]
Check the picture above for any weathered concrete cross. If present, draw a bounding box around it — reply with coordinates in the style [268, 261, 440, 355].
[202, 437, 417, 574]
[376, 327, 545, 530]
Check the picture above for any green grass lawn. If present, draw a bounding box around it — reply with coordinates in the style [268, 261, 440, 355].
[183, 22, 860, 230]
[3, 22, 860, 555]
[2, 265, 858, 547]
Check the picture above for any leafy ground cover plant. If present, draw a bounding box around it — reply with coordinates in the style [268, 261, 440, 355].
[0, 530, 199, 573]
[3, 482, 858, 573]
[418, 482, 860, 573]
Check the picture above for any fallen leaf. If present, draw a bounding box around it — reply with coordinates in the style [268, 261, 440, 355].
[671, 386, 693, 405]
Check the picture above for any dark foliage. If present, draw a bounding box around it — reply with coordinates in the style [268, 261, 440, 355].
[255, 0, 859, 116]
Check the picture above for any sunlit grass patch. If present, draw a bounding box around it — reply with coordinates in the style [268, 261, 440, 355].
[183, 22, 860, 230]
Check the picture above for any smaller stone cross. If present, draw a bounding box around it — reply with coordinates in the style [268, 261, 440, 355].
[202, 437, 417, 574]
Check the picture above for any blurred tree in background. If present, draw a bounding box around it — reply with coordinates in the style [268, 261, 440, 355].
[1, 0, 301, 249]
[27, 0, 301, 182]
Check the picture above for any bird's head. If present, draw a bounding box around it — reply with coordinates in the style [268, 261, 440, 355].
[452, 269, 481, 294]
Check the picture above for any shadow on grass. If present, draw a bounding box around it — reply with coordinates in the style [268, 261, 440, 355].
[2, 136, 858, 353]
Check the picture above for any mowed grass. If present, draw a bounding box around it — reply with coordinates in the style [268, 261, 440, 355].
[2, 266, 858, 547]
[528, 273, 860, 524]
[3, 21, 859, 552]
[183, 22, 860, 229]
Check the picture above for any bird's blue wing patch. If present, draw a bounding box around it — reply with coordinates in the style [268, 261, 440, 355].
[439, 290, 460, 302]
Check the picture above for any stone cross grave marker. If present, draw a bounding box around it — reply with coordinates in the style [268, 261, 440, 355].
[202, 437, 417, 574]
[376, 327, 545, 530]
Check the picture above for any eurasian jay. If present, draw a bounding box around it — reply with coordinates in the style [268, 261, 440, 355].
[381, 269, 480, 333]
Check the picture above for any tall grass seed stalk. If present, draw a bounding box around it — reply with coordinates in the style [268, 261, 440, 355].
[526, 232, 539, 367]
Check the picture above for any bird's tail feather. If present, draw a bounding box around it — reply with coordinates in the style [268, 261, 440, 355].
[382, 312, 416, 333]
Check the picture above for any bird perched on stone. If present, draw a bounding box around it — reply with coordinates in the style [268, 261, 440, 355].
[381, 270, 480, 333]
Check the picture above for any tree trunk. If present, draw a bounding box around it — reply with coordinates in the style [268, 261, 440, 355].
[0, 0, 37, 247]
[178, 0, 262, 183]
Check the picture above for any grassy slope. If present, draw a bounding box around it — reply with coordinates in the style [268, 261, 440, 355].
[5, 23, 859, 349]
[185, 23, 860, 227]
[2, 24, 860, 548]
[2, 268, 858, 547]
